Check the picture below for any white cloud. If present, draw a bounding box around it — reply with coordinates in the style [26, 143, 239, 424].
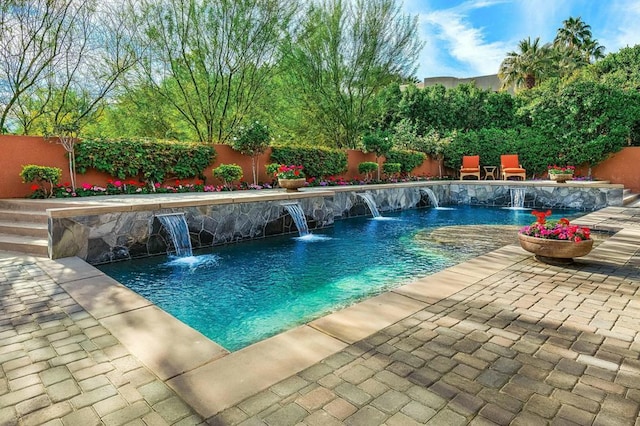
[605, 0, 640, 51]
[413, 1, 511, 78]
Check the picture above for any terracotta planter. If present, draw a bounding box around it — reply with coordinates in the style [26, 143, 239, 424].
[278, 178, 306, 192]
[518, 234, 593, 264]
[549, 173, 573, 183]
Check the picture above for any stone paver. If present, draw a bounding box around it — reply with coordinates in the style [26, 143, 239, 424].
[0, 256, 203, 425]
[2, 205, 640, 425]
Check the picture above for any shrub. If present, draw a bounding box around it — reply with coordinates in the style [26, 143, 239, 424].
[385, 150, 426, 175]
[213, 164, 243, 190]
[20, 165, 62, 198]
[75, 138, 216, 185]
[270, 146, 347, 178]
[265, 163, 279, 177]
[358, 162, 378, 181]
[231, 121, 270, 185]
[382, 162, 401, 177]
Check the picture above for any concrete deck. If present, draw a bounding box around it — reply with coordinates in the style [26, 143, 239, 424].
[1, 205, 639, 425]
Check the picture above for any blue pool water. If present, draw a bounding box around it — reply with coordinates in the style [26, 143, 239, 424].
[98, 206, 582, 351]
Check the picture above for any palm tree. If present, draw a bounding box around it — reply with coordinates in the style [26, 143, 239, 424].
[582, 38, 606, 63]
[498, 37, 553, 91]
[554, 16, 605, 65]
[554, 16, 592, 50]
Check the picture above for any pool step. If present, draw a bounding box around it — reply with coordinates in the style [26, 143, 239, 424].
[0, 232, 48, 256]
[0, 200, 52, 256]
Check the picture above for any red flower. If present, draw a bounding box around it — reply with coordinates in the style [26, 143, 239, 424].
[532, 210, 552, 224]
[30, 184, 39, 191]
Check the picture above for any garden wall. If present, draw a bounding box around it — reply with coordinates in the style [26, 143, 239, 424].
[1, 135, 638, 199]
[0, 135, 441, 198]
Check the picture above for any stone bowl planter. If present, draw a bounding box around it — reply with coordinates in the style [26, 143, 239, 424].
[549, 173, 574, 183]
[278, 178, 306, 192]
[518, 234, 593, 265]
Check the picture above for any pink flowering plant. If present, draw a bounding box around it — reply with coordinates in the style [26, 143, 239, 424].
[275, 165, 305, 179]
[548, 165, 575, 175]
[519, 210, 591, 243]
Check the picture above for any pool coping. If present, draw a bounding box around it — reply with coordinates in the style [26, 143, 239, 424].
[31, 205, 635, 419]
[41, 179, 621, 218]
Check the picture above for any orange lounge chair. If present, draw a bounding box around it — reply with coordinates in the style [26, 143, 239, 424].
[501, 154, 526, 180]
[460, 155, 481, 180]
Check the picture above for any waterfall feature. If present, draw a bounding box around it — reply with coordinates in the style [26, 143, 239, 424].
[357, 193, 381, 218]
[510, 188, 526, 209]
[157, 213, 193, 257]
[420, 188, 440, 208]
[282, 203, 310, 237]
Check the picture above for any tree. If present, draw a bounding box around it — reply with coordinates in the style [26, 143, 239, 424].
[362, 129, 393, 180]
[231, 121, 271, 185]
[499, 37, 553, 91]
[129, 0, 296, 144]
[282, 0, 422, 148]
[521, 80, 640, 173]
[553, 16, 605, 69]
[554, 16, 593, 51]
[0, 0, 77, 133]
[588, 44, 640, 92]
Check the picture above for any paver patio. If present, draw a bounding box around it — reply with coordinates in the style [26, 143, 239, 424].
[1, 205, 639, 425]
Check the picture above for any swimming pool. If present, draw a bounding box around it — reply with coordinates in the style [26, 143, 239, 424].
[98, 206, 582, 351]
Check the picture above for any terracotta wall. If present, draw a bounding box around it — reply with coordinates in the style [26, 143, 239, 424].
[2, 135, 637, 198]
[592, 147, 640, 193]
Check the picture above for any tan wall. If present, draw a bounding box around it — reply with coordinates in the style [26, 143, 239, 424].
[2, 135, 637, 198]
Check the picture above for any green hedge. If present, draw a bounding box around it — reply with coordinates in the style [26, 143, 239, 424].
[270, 145, 347, 178]
[75, 138, 216, 183]
[385, 150, 426, 174]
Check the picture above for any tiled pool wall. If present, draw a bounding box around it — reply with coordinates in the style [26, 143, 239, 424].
[48, 182, 623, 264]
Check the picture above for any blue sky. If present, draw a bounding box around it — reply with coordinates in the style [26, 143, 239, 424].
[402, 0, 640, 78]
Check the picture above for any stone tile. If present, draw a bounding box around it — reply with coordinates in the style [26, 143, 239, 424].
[334, 383, 372, 406]
[401, 400, 437, 423]
[270, 376, 309, 397]
[323, 397, 357, 420]
[20, 401, 73, 426]
[238, 391, 282, 417]
[70, 384, 118, 408]
[295, 387, 334, 411]
[344, 405, 387, 426]
[93, 395, 127, 417]
[153, 396, 194, 424]
[138, 381, 174, 406]
[339, 365, 375, 385]
[478, 403, 515, 425]
[426, 408, 467, 426]
[370, 389, 410, 414]
[47, 379, 80, 402]
[9, 373, 41, 391]
[357, 378, 388, 398]
[101, 400, 151, 426]
[0, 383, 45, 407]
[524, 394, 561, 419]
[262, 403, 307, 426]
[15, 394, 51, 417]
[61, 406, 102, 426]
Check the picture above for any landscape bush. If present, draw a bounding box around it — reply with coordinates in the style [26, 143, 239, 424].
[75, 138, 216, 184]
[270, 146, 347, 178]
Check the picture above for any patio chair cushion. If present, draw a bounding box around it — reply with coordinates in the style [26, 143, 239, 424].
[500, 155, 521, 169]
[461, 155, 480, 170]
